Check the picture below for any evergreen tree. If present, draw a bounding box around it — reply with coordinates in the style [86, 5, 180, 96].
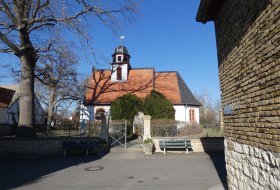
[111, 94, 143, 124]
[143, 90, 175, 119]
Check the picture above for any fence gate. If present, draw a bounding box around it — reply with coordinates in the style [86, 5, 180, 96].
[109, 120, 127, 149]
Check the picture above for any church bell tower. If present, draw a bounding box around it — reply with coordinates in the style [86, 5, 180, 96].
[111, 45, 131, 82]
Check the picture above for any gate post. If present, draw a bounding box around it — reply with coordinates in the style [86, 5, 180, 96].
[100, 113, 109, 143]
[143, 115, 151, 140]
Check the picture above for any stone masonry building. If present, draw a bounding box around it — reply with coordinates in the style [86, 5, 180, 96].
[196, 0, 279, 189]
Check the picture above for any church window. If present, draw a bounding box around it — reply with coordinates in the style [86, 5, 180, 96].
[117, 67, 122, 80]
[117, 56, 122, 62]
[189, 109, 195, 122]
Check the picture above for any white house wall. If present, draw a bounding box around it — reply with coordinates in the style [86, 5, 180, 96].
[5, 96, 45, 125]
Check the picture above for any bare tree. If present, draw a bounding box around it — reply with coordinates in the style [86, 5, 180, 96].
[0, 0, 137, 135]
[35, 43, 83, 129]
[194, 89, 219, 124]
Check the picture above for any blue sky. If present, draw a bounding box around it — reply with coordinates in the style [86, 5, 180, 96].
[0, 0, 220, 102]
[86, 0, 220, 102]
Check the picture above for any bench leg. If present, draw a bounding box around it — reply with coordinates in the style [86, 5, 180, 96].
[64, 150, 66, 156]
[86, 149, 89, 156]
[164, 148, 166, 154]
[186, 148, 188, 154]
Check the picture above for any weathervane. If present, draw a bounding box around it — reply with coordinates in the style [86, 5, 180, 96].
[120, 35, 125, 45]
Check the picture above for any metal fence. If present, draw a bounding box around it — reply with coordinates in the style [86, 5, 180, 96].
[151, 125, 178, 137]
[0, 122, 102, 138]
[37, 122, 101, 137]
[1, 120, 131, 138]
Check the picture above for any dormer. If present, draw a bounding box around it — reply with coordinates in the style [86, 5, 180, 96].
[111, 45, 131, 82]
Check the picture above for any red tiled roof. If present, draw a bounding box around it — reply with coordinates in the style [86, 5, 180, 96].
[155, 72, 182, 104]
[0, 87, 16, 108]
[85, 69, 200, 106]
[85, 69, 154, 104]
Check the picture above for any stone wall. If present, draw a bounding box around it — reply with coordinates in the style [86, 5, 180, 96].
[225, 139, 280, 190]
[0, 138, 104, 156]
[214, 0, 280, 189]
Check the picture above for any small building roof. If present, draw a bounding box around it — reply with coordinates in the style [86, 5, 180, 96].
[196, 0, 225, 24]
[0, 87, 15, 108]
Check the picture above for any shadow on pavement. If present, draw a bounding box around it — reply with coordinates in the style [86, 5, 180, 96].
[200, 137, 228, 189]
[0, 154, 104, 190]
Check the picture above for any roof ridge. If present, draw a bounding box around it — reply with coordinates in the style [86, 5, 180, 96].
[155, 71, 177, 73]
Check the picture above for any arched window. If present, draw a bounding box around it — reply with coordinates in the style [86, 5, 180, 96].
[117, 67, 122, 80]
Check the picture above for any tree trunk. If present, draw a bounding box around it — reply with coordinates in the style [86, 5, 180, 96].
[16, 55, 36, 137]
[47, 89, 56, 130]
[15, 25, 38, 137]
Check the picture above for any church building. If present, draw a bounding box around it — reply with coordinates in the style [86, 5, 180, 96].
[82, 45, 201, 124]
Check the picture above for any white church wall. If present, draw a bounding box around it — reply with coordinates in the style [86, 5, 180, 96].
[93, 105, 111, 120]
[83, 104, 200, 124]
[80, 105, 110, 122]
[111, 53, 128, 82]
[174, 105, 200, 124]
[121, 64, 128, 81]
[174, 105, 187, 122]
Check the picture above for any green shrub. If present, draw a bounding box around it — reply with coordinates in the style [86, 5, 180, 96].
[144, 138, 154, 144]
[111, 93, 143, 125]
[143, 90, 175, 119]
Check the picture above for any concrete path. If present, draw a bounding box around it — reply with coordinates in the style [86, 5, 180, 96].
[0, 150, 227, 190]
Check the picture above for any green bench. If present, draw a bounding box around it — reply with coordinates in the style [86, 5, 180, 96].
[63, 140, 96, 156]
[159, 139, 192, 154]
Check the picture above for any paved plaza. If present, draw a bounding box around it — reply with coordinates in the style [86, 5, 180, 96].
[0, 151, 227, 190]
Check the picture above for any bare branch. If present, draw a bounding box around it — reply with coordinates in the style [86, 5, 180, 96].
[28, 22, 54, 32]
[35, 43, 52, 53]
[0, 31, 20, 55]
[0, 48, 12, 52]
[0, 0, 17, 25]
[32, 0, 50, 19]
